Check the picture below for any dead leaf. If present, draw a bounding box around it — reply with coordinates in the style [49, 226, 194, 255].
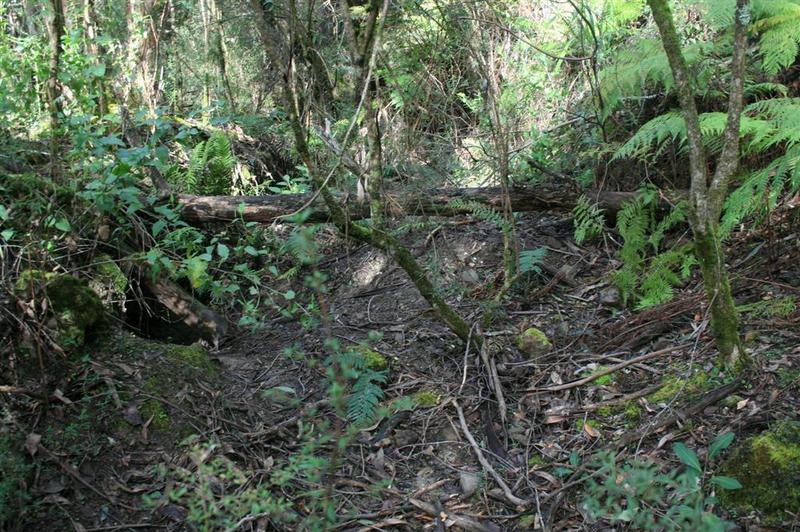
[550, 371, 563, 385]
[543, 415, 566, 424]
[736, 398, 749, 410]
[25, 433, 41, 456]
[657, 432, 675, 449]
[583, 423, 600, 438]
[52, 388, 73, 405]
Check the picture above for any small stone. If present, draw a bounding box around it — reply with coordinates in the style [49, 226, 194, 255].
[459, 268, 481, 285]
[516, 327, 552, 359]
[459, 471, 480, 497]
[599, 286, 622, 307]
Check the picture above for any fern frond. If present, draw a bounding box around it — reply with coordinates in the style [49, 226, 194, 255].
[751, 0, 800, 75]
[573, 195, 605, 244]
[448, 199, 511, 232]
[519, 247, 547, 274]
[347, 371, 387, 424]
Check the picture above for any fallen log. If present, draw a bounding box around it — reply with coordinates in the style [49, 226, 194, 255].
[177, 185, 684, 224]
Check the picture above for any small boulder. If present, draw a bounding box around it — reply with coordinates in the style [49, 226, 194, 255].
[517, 327, 552, 359]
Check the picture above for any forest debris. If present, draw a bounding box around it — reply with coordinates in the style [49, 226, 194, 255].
[526, 344, 689, 392]
[451, 399, 529, 509]
[408, 498, 502, 532]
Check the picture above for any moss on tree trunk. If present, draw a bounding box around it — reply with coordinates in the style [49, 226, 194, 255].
[693, 224, 747, 369]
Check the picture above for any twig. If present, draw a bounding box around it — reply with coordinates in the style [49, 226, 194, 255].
[451, 399, 529, 509]
[409, 498, 502, 532]
[480, 342, 507, 424]
[525, 344, 689, 392]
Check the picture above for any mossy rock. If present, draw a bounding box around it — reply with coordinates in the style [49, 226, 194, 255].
[517, 327, 551, 359]
[719, 421, 800, 524]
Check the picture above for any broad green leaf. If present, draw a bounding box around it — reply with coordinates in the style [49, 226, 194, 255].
[217, 243, 229, 261]
[673, 442, 702, 473]
[709, 432, 735, 459]
[152, 220, 167, 237]
[1, 229, 14, 240]
[711, 476, 742, 490]
[0, 205, 8, 221]
[54, 219, 71, 232]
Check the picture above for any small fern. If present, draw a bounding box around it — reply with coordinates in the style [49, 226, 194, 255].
[573, 195, 605, 244]
[347, 371, 387, 424]
[613, 189, 694, 308]
[519, 247, 547, 274]
[169, 131, 235, 195]
[448, 198, 512, 233]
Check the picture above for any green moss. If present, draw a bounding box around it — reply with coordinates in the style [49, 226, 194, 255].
[624, 403, 643, 423]
[581, 366, 614, 386]
[163, 343, 216, 376]
[648, 366, 712, 405]
[596, 406, 615, 418]
[527, 454, 547, 467]
[719, 421, 800, 524]
[354, 346, 389, 371]
[517, 327, 551, 358]
[412, 390, 441, 407]
[141, 399, 171, 432]
[15, 273, 104, 353]
[576, 418, 602, 431]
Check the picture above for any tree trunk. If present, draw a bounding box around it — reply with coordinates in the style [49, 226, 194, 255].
[47, 0, 65, 168]
[176, 186, 676, 224]
[83, 0, 109, 117]
[647, 0, 749, 370]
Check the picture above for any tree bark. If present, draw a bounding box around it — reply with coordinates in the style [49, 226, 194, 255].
[176, 186, 675, 224]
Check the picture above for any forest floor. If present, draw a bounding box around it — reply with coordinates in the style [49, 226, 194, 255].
[11, 209, 800, 531]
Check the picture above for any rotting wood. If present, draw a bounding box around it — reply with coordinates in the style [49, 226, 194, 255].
[177, 185, 684, 224]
